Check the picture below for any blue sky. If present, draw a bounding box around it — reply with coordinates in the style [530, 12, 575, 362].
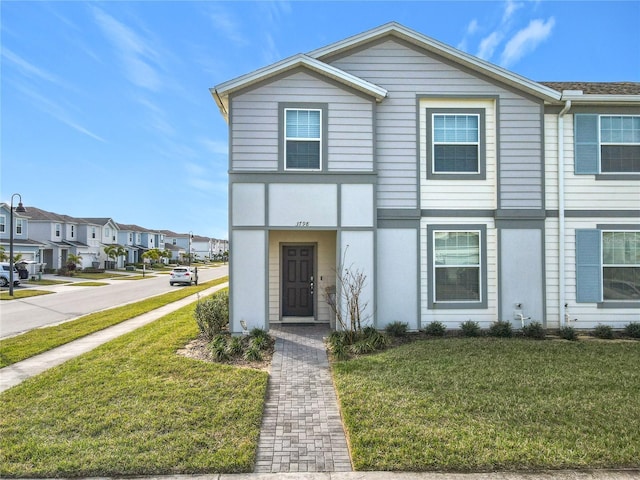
[2, 1, 638, 239]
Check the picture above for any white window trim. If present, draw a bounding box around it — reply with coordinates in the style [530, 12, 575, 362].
[15, 219, 24, 235]
[55, 224, 61, 237]
[432, 229, 482, 304]
[0, 215, 5, 233]
[284, 108, 322, 171]
[601, 229, 640, 302]
[598, 114, 640, 175]
[431, 113, 481, 175]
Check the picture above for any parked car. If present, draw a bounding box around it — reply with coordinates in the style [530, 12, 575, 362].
[169, 266, 198, 286]
[0, 262, 21, 287]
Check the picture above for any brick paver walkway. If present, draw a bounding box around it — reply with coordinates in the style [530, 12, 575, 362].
[254, 324, 352, 473]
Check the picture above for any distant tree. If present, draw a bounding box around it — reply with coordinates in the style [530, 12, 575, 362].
[161, 249, 172, 264]
[104, 245, 118, 267]
[141, 248, 162, 264]
[67, 253, 83, 271]
[0, 246, 7, 261]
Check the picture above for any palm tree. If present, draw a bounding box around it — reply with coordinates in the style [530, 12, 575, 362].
[115, 246, 128, 267]
[103, 245, 117, 269]
[66, 253, 83, 271]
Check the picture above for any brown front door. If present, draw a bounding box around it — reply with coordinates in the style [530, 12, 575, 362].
[282, 245, 314, 317]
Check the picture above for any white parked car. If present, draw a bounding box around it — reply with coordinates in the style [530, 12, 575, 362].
[0, 262, 20, 287]
[169, 266, 198, 286]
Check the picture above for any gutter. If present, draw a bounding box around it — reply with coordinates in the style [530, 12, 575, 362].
[558, 97, 572, 327]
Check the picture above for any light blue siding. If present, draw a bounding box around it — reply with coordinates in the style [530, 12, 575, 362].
[575, 229, 602, 303]
[574, 114, 600, 175]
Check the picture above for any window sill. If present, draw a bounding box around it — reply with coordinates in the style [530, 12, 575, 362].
[598, 301, 640, 309]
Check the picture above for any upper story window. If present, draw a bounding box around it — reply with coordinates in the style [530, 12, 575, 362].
[70, 225, 75, 238]
[55, 224, 61, 237]
[0, 215, 5, 233]
[136, 233, 141, 244]
[426, 108, 486, 180]
[285, 109, 321, 170]
[91, 227, 96, 239]
[16, 219, 24, 235]
[129, 233, 133, 243]
[279, 103, 327, 172]
[105, 227, 111, 238]
[575, 114, 640, 176]
[600, 116, 640, 173]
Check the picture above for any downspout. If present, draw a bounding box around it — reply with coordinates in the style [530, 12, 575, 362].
[558, 98, 571, 327]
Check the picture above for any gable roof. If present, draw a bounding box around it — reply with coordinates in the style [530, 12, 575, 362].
[308, 22, 562, 103]
[212, 53, 388, 120]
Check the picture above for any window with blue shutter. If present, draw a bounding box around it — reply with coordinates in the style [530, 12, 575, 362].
[574, 114, 640, 174]
[575, 229, 602, 303]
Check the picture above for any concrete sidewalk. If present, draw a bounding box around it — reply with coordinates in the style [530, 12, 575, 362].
[26, 469, 640, 479]
[0, 283, 228, 392]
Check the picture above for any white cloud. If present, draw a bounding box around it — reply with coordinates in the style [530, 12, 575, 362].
[466, 19, 479, 35]
[500, 17, 555, 67]
[205, 5, 249, 47]
[2, 48, 61, 84]
[476, 31, 503, 60]
[91, 6, 162, 91]
[502, 0, 523, 24]
[12, 83, 106, 142]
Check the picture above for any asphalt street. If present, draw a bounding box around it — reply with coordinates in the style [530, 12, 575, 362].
[0, 264, 228, 338]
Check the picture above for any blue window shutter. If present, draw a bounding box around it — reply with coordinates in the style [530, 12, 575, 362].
[574, 114, 599, 174]
[575, 229, 602, 303]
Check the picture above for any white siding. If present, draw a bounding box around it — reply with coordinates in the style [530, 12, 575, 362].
[231, 230, 267, 332]
[420, 217, 498, 328]
[269, 184, 338, 227]
[420, 98, 497, 210]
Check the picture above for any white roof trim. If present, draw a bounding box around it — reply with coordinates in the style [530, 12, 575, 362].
[560, 93, 640, 104]
[212, 53, 388, 120]
[308, 22, 562, 102]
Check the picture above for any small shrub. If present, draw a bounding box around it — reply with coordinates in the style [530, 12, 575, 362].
[249, 335, 269, 350]
[249, 327, 269, 342]
[243, 345, 263, 362]
[522, 321, 546, 340]
[423, 321, 446, 337]
[593, 324, 614, 339]
[209, 334, 230, 361]
[225, 336, 244, 356]
[489, 320, 513, 338]
[460, 320, 481, 337]
[364, 329, 390, 350]
[624, 322, 640, 339]
[350, 339, 376, 355]
[385, 321, 408, 337]
[194, 290, 229, 340]
[559, 326, 578, 341]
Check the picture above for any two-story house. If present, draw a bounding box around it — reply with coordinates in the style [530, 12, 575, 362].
[0, 203, 45, 263]
[213, 22, 639, 335]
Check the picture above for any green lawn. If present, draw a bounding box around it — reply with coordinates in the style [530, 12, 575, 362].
[0, 289, 54, 300]
[0, 277, 228, 367]
[333, 337, 640, 471]
[68, 281, 109, 287]
[0, 295, 267, 477]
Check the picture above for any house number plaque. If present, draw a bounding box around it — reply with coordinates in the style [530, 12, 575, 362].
[296, 221, 310, 227]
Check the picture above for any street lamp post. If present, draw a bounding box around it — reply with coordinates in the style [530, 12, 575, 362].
[188, 232, 193, 267]
[9, 194, 26, 296]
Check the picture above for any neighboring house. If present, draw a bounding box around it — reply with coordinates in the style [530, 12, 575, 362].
[0, 203, 46, 263]
[81, 218, 124, 268]
[25, 206, 96, 270]
[116, 223, 161, 264]
[212, 22, 639, 335]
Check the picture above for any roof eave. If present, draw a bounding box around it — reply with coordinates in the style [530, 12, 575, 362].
[308, 22, 562, 102]
[560, 93, 640, 105]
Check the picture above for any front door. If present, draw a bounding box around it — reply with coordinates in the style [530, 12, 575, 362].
[282, 245, 314, 317]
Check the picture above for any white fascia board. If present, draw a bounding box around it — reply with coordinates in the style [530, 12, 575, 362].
[561, 93, 640, 104]
[308, 22, 562, 103]
[211, 53, 388, 120]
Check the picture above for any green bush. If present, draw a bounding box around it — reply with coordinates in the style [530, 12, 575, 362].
[593, 324, 614, 339]
[243, 345, 263, 362]
[559, 326, 578, 341]
[460, 320, 481, 337]
[225, 336, 244, 356]
[194, 290, 229, 340]
[489, 320, 513, 338]
[327, 328, 389, 360]
[327, 332, 350, 361]
[522, 321, 546, 340]
[209, 334, 230, 361]
[624, 322, 640, 339]
[423, 321, 446, 336]
[385, 321, 408, 337]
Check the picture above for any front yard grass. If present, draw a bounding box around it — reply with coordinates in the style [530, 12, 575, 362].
[68, 281, 109, 287]
[0, 289, 54, 300]
[333, 337, 640, 471]
[0, 277, 228, 367]
[0, 297, 267, 477]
